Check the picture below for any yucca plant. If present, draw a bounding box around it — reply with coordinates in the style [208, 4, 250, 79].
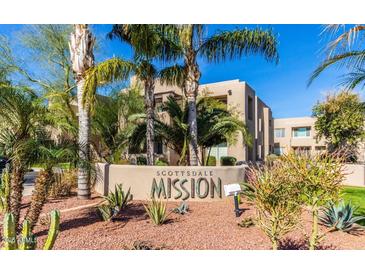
[97, 184, 132, 221]
[320, 201, 365, 233]
[144, 199, 168, 225]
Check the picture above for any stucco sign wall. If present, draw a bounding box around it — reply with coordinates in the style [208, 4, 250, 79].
[94, 163, 246, 201]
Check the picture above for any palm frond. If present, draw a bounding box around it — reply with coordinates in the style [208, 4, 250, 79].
[199, 28, 279, 63]
[83, 57, 135, 109]
[308, 51, 365, 86]
[159, 64, 186, 88]
[340, 68, 365, 90]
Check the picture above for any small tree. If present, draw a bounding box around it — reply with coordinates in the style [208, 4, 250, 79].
[246, 162, 301, 250]
[313, 91, 365, 162]
[282, 151, 345, 250]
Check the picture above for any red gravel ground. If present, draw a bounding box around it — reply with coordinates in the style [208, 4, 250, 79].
[2, 193, 365, 250]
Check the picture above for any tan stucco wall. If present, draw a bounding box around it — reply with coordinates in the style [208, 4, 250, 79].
[94, 163, 246, 201]
[343, 164, 365, 187]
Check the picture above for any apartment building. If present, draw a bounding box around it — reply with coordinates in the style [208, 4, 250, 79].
[273, 117, 326, 156]
[152, 79, 274, 165]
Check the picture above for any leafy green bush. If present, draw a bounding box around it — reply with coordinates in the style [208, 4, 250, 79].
[155, 159, 168, 166]
[220, 156, 237, 166]
[206, 156, 216, 166]
[144, 199, 168, 225]
[97, 184, 133, 221]
[137, 156, 147, 165]
[320, 201, 365, 233]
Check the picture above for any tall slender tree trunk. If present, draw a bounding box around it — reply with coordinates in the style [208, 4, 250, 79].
[184, 52, 201, 166]
[69, 24, 95, 200]
[25, 169, 53, 229]
[9, 163, 25, 229]
[145, 78, 155, 165]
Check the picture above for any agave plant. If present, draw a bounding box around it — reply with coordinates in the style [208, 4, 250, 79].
[97, 184, 132, 221]
[144, 199, 168, 225]
[319, 201, 365, 233]
[173, 201, 189, 215]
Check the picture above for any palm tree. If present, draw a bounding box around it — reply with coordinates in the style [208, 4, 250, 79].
[130, 96, 251, 165]
[91, 87, 144, 163]
[309, 25, 365, 89]
[84, 25, 179, 165]
[69, 24, 95, 200]
[159, 24, 279, 166]
[25, 143, 75, 229]
[0, 87, 44, 228]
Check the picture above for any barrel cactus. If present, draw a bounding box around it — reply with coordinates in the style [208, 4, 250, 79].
[2, 210, 60, 250]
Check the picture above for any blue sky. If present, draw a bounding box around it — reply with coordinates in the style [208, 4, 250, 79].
[0, 24, 354, 118]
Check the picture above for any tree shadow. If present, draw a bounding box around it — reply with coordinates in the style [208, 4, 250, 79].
[279, 238, 335, 250]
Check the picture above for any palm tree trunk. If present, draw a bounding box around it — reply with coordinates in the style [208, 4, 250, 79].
[184, 52, 201, 166]
[25, 170, 53, 229]
[69, 24, 95, 200]
[145, 79, 155, 165]
[76, 78, 91, 199]
[9, 163, 25, 229]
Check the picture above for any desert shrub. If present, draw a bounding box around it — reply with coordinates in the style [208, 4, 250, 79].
[137, 156, 147, 165]
[48, 168, 77, 198]
[238, 217, 255, 228]
[130, 241, 164, 250]
[144, 199, 168, 225]
[173, 201, 189, 215]
[155, 159, 168, 166]
[319, 201, 365, 233]
[220, 156, 237, 166]
[266, 154, 279, 165]
[206, 156, 216, 166]
[246, 162, 302, 250]
[97, 184, 133, 221]
[116, 159, 130, 165]
[282, 151, 345, 250]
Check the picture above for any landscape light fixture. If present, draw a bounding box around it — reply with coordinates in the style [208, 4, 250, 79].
[223, 183, 242, 217]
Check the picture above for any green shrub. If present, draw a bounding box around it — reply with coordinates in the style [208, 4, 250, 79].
[206, 156, 216, 166]
[155, 159, 168, 166]
[117, 159, 130, 165]
[238, 217, 255, 228]
[97, 184, 133, 221]
[220, 156, 237, 166]
[144, 199, 168, 225]
[137, 156, 147, 165]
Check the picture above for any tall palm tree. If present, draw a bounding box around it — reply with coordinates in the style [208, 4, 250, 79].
[84, 25, 179, 165]
[0, 86, 44, 228]
[309, 25, 365, 89]
[69, 24, 95, 200]
[159, 25, 279, 166]
[130, 96, 251, 165]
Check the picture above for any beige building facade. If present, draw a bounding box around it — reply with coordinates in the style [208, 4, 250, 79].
[152, 79, 274, 164]
[273, 117, 326, 156]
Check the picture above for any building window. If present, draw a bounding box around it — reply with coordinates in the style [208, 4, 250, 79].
[315, 146, 326, 151]
[258, 118, 262, 132]
[274, 147, 284, 156]
[292, 146, 311, 156]
[247, 96, 253, 120]
[257, 145, 262, 159]
[292, 127, 311, 138]
[274, 128, 285, 138]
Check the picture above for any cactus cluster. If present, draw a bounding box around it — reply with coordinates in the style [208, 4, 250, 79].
[0, 164, 10, 213]
[2, 210, 60, 250]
